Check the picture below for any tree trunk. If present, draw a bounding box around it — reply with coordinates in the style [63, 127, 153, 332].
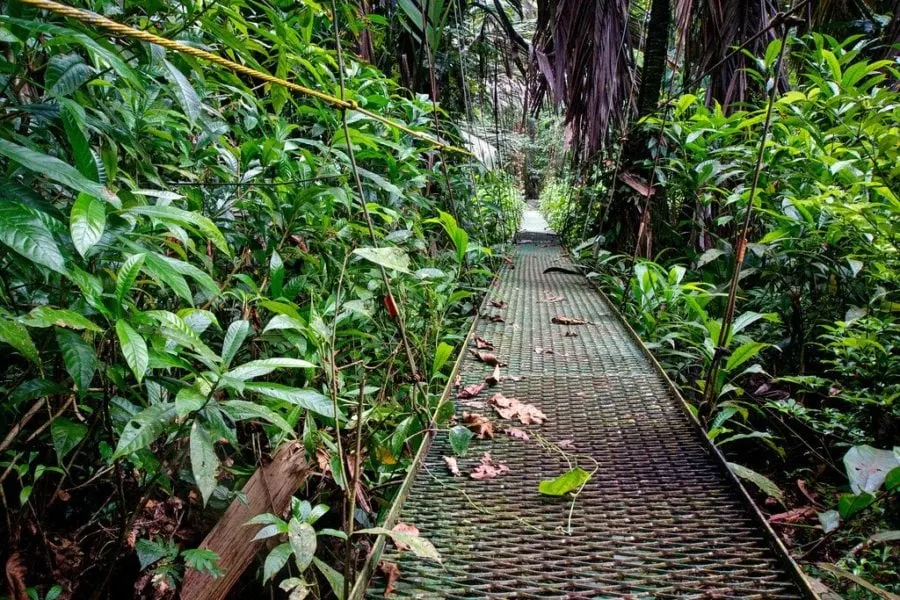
[600, 0, 670, 253]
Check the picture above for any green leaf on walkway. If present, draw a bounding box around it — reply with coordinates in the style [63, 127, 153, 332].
[538, 467, 591, 496]
[449, 425, 474, 457]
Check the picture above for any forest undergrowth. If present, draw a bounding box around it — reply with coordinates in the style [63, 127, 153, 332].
[540, 34, 899, 598]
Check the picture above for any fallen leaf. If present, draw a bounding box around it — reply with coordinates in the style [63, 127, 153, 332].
[565, 331, 578, 337]
[392, 523, 420, 550]
[768, 506, 817, 523]
[505, 427, 530, 441]
[457, 382, 486, 399]
[539, 467, 591, 496]
[5, 553, 27, 600]
[490, 393, 547, 425]
[379, 561, 401, 597]
[557, 439, 576, 450]
[469, 349, 504, 366]
[534, 347, 554, 355]
[470, 452, 509, 480]
[462, 412, 494, 439]
[453, 374, 462, 388]
[552, 316, 587, 325]
[443, 456, 461, 476]
[474, 336, 495, 350]
[489, 299, 508, 309]
[487, 314, 505, 323]
[485, 364, 501, 387]
[540, 293, 564, 303]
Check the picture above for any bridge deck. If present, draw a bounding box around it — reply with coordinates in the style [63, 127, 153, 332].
[363, 213, 810, 599]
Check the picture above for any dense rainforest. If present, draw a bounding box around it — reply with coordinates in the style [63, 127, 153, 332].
[0, 0, 897, 598]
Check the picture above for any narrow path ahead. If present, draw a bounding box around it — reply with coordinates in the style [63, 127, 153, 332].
[368, 214, 810, 598]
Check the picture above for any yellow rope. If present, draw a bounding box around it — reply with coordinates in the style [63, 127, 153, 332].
[19, 0, 472, 156]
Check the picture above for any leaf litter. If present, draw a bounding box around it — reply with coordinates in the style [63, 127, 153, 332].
[443, 456, 461, 477]
[379, 561, 401, 597]
[474, 336, 494, 350]
[470, 452, 510, 480]
[489, 299, 508, 309]
[462, 412, 494, 438]
[551, 315, 588, 325]
[490, 393, 547, 425]
[457, 382, 486, 399]
[469, 349, 505, 366]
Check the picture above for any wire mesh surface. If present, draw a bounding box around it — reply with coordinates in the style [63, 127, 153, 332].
[367, 235, 806, 599]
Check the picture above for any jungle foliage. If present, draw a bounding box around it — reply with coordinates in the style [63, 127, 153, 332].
[0, 0, 521, 598]
[539, 33, 899, 597]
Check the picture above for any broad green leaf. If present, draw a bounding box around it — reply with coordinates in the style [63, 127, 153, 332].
[244, 383, 337, 418]
[288, 520, 317, 571]
[116, 254, 146, 310]
[226, 358, 316, 381]
[60, 100, 100, 182]
[270, 251, 285, 298]
[125, 205, 229, 255]
[352, 246, 411, 273]
[448, 425, 474, 457]
[0, 317, 40, 363]
[725, 341, 768, 372]
[263, 542, 292, 581]
[727, 462, 784, 506]
[221, 320, 251, 368]
[538, 467, 591, 496]
[432, 341, 454, 376]
[0, 200, 68, 274]
[112, 402, 177, 459]
[145, 310, 219, 365]
[163, 59, 202, 125]
[116, 320, 148, 383]
[23, 306, 101, 332]
[51, 418, 88, 462]
[176, 386, 208, 418]
[220, 400, 295, 435]
[838, 491, 875, 519]
[886, 467, 900, 492]
[56, 328, 97, 396]
[190, 422, 219, 506]
[313, 557, 345, 600]
[0, 139, 116, 204]
[45, 53, 95, 97]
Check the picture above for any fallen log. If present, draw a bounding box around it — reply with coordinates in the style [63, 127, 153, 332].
[181, 441, 310, 600]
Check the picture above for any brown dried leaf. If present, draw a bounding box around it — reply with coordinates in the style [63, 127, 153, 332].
[457, 382, 486, 400]
[505, 427, 530, 441]
[379, 561, 401, 597]
[474, 336, 495, 350]
[469, 349, 504, 366]
[487, 314, 505, 323]
[565, 331, 579, 337]
[768, 506, 817, 523]
[490, 393, 548, 425]
[540, 293, 565, 303]
[392, 523, 419, 550]
[534, 347, 554, 355]
[485, 364, 502, 387]
[453, 373, 462, 388]
[552, 315, 587, 325]
[470, 452, 510, 480]
[443, 456, 461, 477]
[462, 412, 494, 439]
[557, 439, 576, 450]
[489, 299, 508, 309]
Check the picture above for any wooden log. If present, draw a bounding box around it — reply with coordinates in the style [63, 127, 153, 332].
[181, 441, 310, 600]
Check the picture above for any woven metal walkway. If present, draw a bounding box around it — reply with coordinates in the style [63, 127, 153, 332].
[364, 213, 811, 598]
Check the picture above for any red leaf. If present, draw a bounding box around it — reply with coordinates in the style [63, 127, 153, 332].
[490, 393, 548, 425]
[383, 294, 398, 318]
[462, 412, 494, 439]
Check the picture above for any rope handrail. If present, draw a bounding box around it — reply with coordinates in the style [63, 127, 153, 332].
[16, 0, 473, 156]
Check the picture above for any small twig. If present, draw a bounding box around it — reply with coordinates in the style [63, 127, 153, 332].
[343, 376, 367, 598]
